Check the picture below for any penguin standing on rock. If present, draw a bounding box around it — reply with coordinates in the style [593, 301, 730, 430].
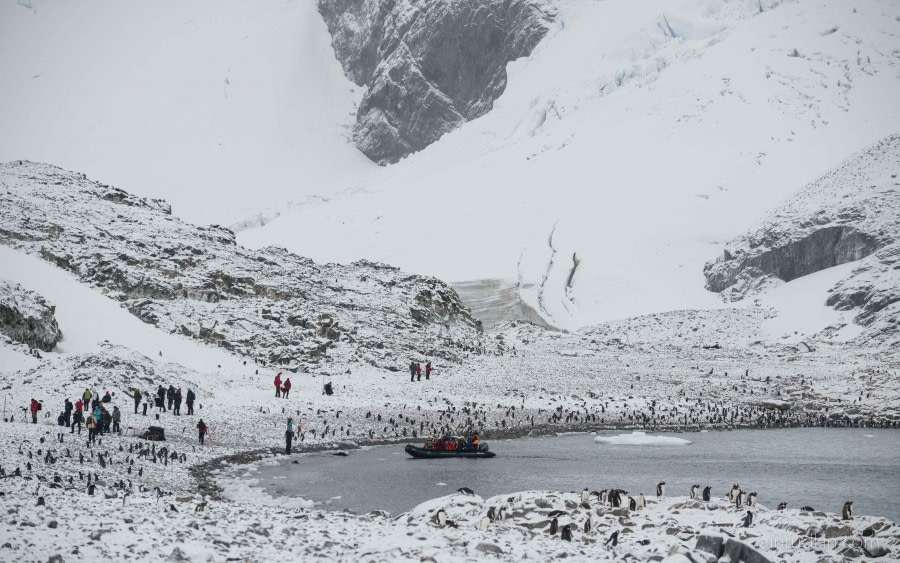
[735, 490, 744, 509]
[560, 524, 573, 541]
[486, 507, 496, 522]
[434, 509, 447, 527]
[581, 488, 590, 506]
[628, 496, 636, 511]
[498, 507, 507, 521]
[741, 511, 753, 528]
[457, 487, 475, 496]
[479, 516, 490, 531]
[690, 485, 700, 500]
[748, 492, 757, 507]
[842, 501, 853, 520]
[777, 502, 788, 511]
[637, 493, 646, 509]
[729, 484, 741, 503]
[549, 517, 559, 535]
[702, 486, 712, 502]
[656, 482, 665, 497]
[583, 518, 594, 534]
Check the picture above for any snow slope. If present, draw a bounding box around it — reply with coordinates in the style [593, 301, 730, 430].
[239, 0, 900, 330]
[0, 0, 372, 227]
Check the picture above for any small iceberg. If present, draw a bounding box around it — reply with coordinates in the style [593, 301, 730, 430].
[594, 431, 691, 446]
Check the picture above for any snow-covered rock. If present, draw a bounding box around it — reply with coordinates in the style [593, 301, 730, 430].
[318, 0, 555, 163]
[0, 279, 61, 352]
[0, 161, 481, 373]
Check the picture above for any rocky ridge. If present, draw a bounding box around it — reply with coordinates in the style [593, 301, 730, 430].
[0, 161, 482, 373]
[318, 0, 556, 164]
[0, 279, 61, 352]
[703, 134, 900, 346]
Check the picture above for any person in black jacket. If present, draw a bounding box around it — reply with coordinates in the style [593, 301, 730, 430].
[157, 385, 166, 412]
[57, 412, 66, 443]
[70, 407, 83, 434]
[186, 389, 195, 415]
[132, 388, 142, 414]
[173, 388, 182, 416]
[64, 398, 73, 427]
[166, 385, 176, 411]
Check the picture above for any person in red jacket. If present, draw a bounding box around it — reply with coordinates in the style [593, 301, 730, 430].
[29, 399, 39, 423]
[425, 362, 432, 380]
[282, 378, 292, 399]
[274, 373, 282, 398]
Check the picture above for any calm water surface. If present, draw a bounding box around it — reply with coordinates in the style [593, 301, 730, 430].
[246, 428, 900, 520]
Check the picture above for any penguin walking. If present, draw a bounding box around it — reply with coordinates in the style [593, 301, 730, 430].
[702, 486, 712, 502]
[690, 485, 700, 500]
[604, 530, 619, 547]
[656, 481, 665, 497]
[747, 492, 757, 507]
[741, 510, 753, 528]
[842, 501, 853, 520]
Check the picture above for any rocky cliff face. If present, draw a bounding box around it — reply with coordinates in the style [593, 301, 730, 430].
[318, 0, 555, 164]
[0, 161, 482, 372]
[0, 280, 62, 352]
[703, 134, 900, 346]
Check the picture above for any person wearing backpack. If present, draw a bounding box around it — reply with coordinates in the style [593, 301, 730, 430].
[29, 399, 39, 424]
[197, 419, 208, 445]
[186, 389, 195, 415]
[86, 414, 97, 445]
[71, 407, 83, 434]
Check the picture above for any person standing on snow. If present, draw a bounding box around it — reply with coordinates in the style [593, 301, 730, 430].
[285, 417, 294, 454]
[416, 362, 422, 381]
[409, 361, 416, 382]
[112, 406, 121, 434]
[29, 399, 39, 424]
[71, 406, 83, 434]
[132, 388, 142, 414]
[86, 413, 97, 445]
[82, 388, 92, 408]
[186, 389, 195, 415]
[282, 378, 292, 399]
[156, 385, 166, 412]
[166, 385, 176, 411]
[274, 373, 282, 398]
[197, 419, 208, 444]
[64, 398, 73, 427]
[56, 412, 66, 442]
[425, 362, 432, 380]
[173, 388, 182, 416]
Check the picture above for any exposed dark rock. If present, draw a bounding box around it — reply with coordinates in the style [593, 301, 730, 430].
[318, 0, 556, 164]
[0, 280, 62, 352]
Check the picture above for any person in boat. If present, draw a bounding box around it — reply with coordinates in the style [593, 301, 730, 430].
[424, 437, 433, 450]
[472, 433, 480, 450]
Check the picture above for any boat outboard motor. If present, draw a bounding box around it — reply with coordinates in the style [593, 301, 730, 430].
[478, 444, 489, 452]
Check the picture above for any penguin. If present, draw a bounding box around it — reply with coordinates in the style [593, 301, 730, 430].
[800, 506, 815, 512]
[560, 524, 573, 541]
[748, 492, 757, 507]
[628, 496, 637, 511]
[777, 502, 788, 511]
[548, 509, 566, 518]
[169, 504, 178, 512]
[656, 482, 666, 497]
[702, 486, 712, 502]
[729, 484, 741, 502]
[122, 493, 130, 507]
[581, 488, 590, 506]
[549, 517, 559, 535]
[741, 510, 753, 528]
[486, 507, 496, 522]
[842, 501, 853, 520]
[435, 509, 447, 527]
[36, 496, 45, 507]
[498, 506, 507, 521]
[599, 489, 609, 504]
[583, 518, 594, 534]
[457, 487, 475, 496]
[690, 485, 700, 500]
[604, 530, 619, 547]
[637, 493, 646, 509]
[480, 516, 490, 531]
[87, 484, 95, 496]
[735, 491, 744, 509]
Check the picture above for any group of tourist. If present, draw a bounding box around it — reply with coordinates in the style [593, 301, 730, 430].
[423, 433, 479, 452]
[32, 389, 122, 446]
[408, 360, 432, 382]
[273, 373, 293, 398]
[125, 385, 197, 419]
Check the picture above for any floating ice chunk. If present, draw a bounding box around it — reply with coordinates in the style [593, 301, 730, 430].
[594, 431, 691, 446]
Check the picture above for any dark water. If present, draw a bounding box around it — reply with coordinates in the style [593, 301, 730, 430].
[246, 428, 900, 520]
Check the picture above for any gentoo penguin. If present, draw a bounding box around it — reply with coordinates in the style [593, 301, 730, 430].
[498, 507, 507, 521]
[748, 492, 757, 507]
[800, 505, 815, 512]
[628, 496, 637, 511]
[842, 501, 853, 520]
[435, 509, 447, 527]
[480, 516, 490, 531]
[604, 530, 619, 547]
[637, 493, 646, 509]
[702, 486, 712, 502]
[741, 510, 753, 528]
[777, 502, 788, 511]
[599, 489, 609, 504]
[486, 507, 497, 522]
[560, 525, 573, 541]
[690, 485, 700, 500]
[549, 517, 559, 535]
[36, 496, 45, 507]
[656, 482, 666, 497]
[581, 488, 590, 506]
[457, 487, 475, 495]
[584, 518, 594, 534]
[87, 484, 95, 496]
[169, 504, 178, 512]
[735, 491, 744, 509]
[729, 484, 741, 503]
